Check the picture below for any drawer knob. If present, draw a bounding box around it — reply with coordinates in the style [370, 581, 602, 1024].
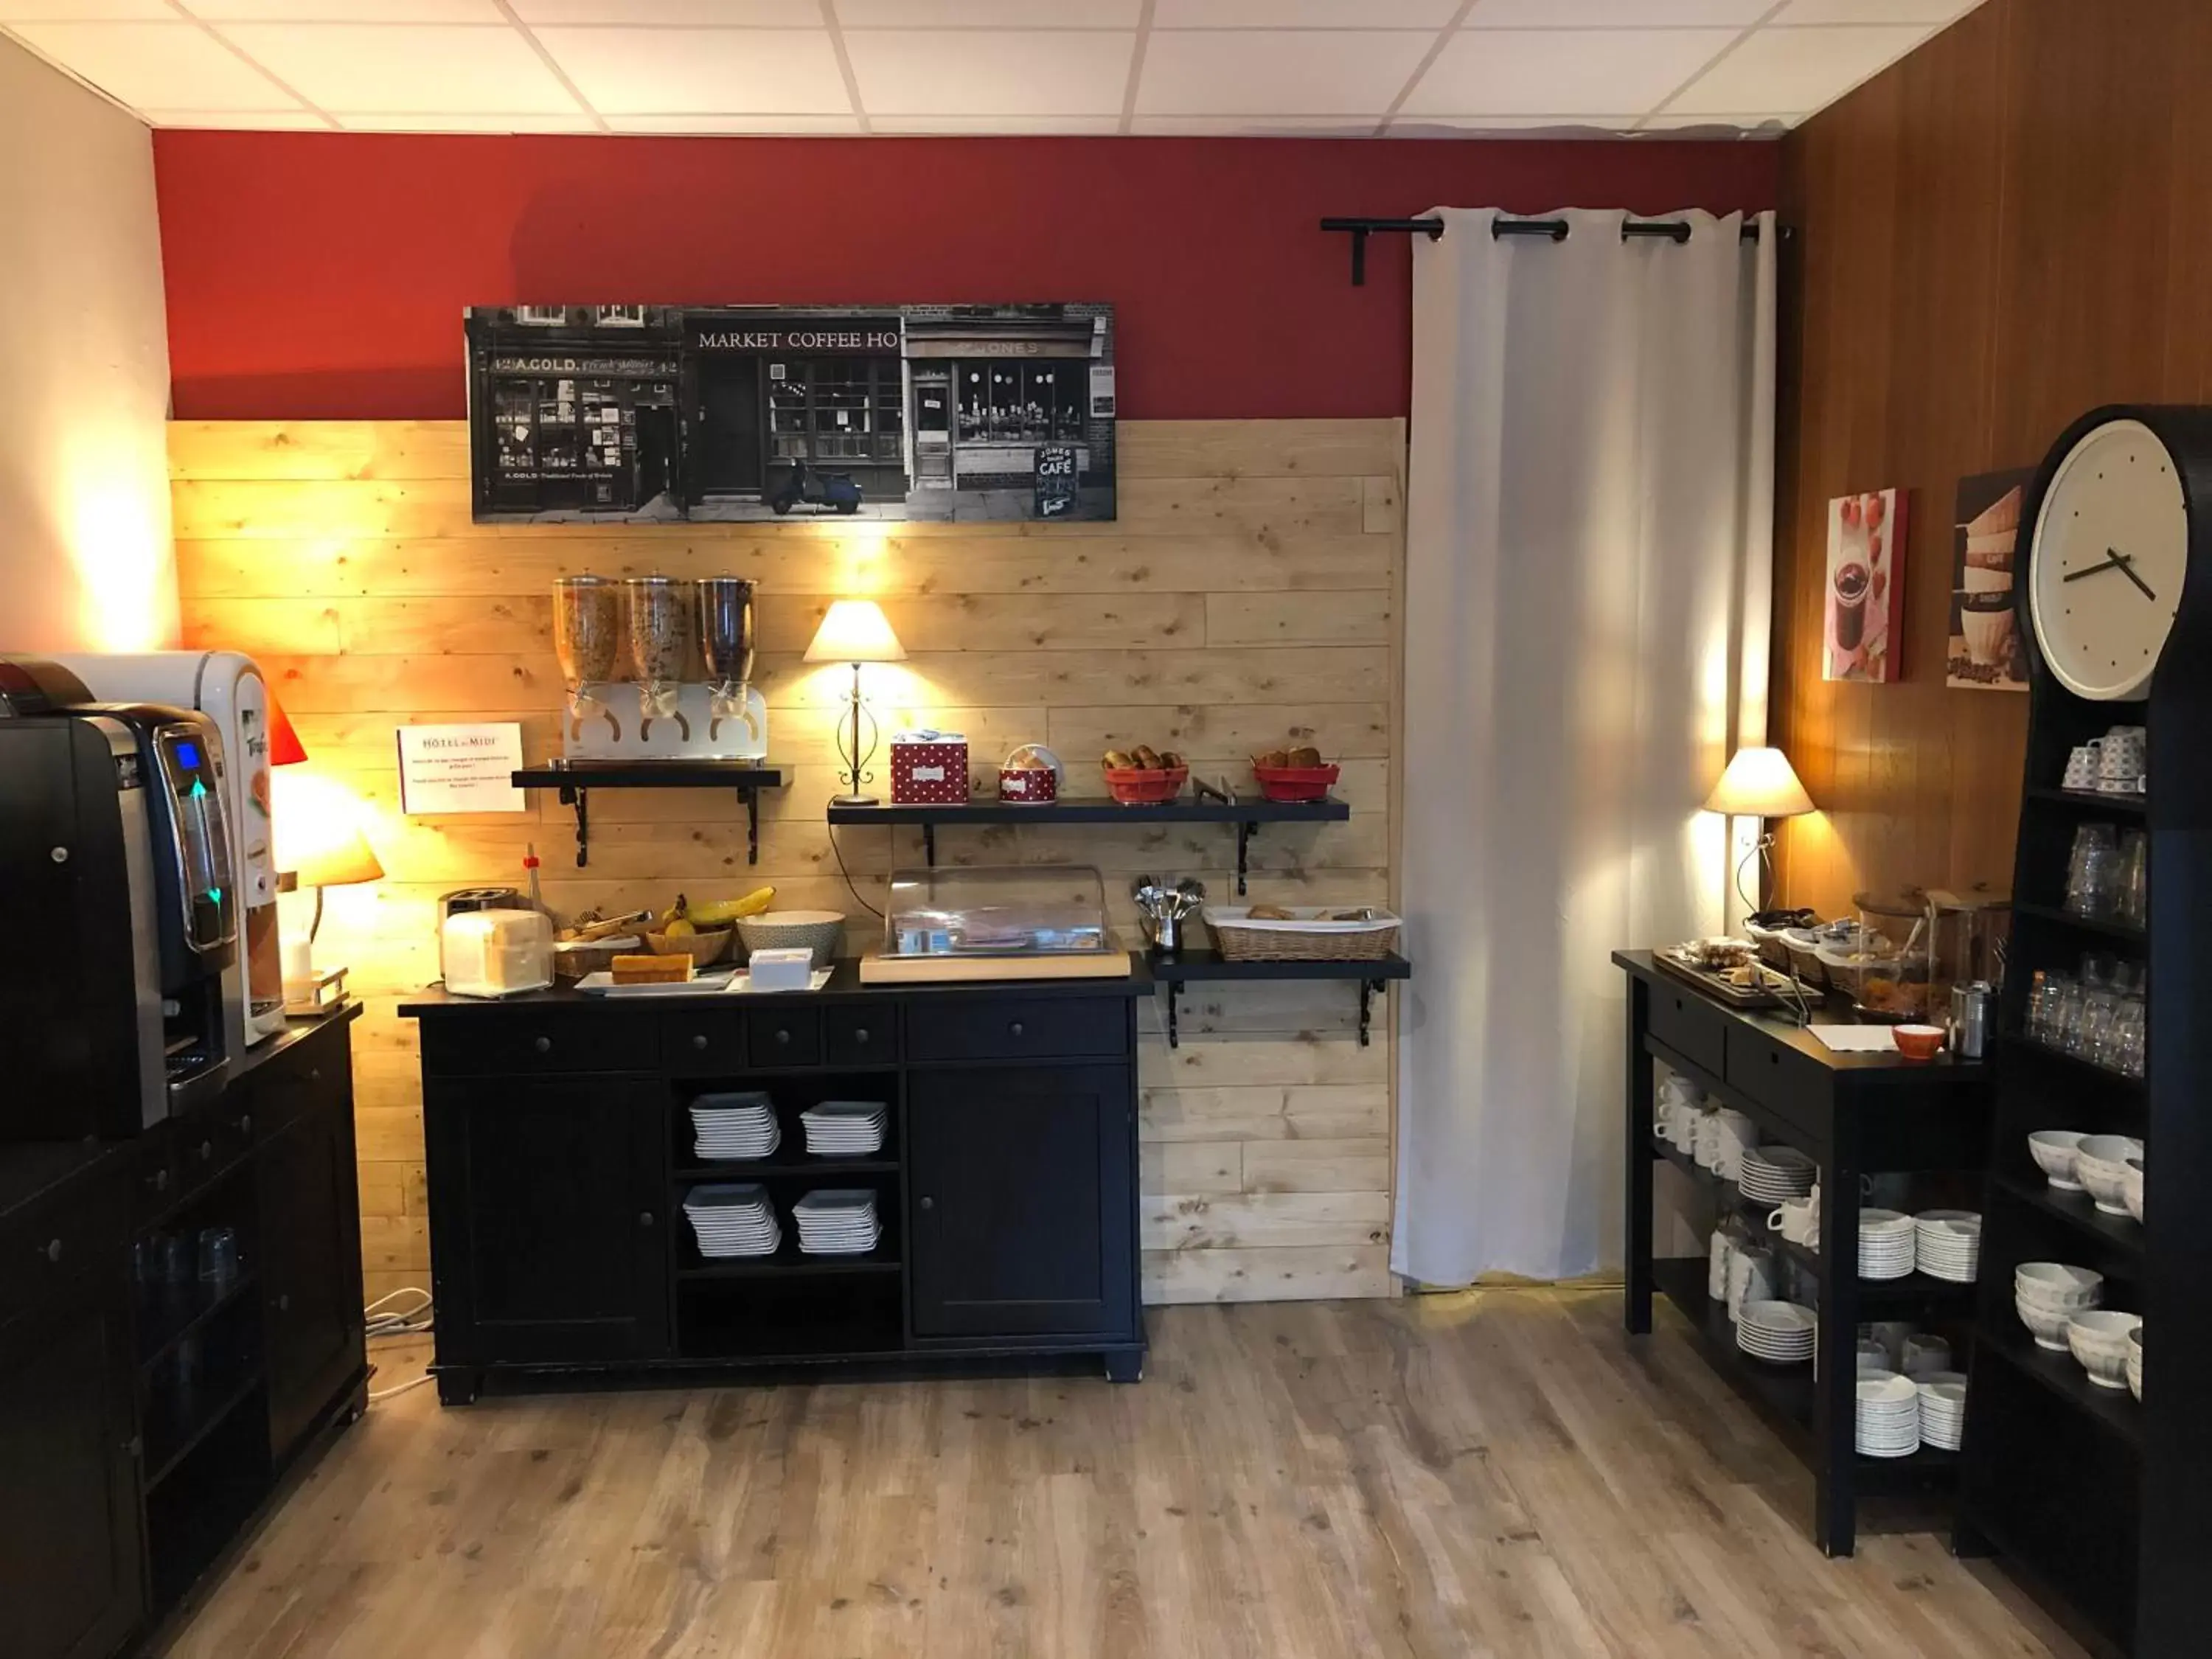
[919, 1195, 934, 1211]
[310, 1068, 321, 1082]
[639, 1210, 656, 1229]
[277, 1293, 291, 1314]
[240, 1113, 252, 1134]
[692, 1034, 709, 1051]
[534, 1036, 553, 1054]
[774, 1028, 791, 1046]
[153, 1169, 169, 1193]
[44, 1237, 62, 1264]
[853, 1027, 869, 1045]
[1009, 1021, 1026, 1038]
[198, 1140, 214, 1163]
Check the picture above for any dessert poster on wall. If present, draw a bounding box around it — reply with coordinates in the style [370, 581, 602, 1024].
[1947, 469, 2033, 691]
[1823, 488, 1907, 683]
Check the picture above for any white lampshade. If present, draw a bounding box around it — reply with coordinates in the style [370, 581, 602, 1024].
[1705, 746, 1815, 818]
[804, 599, 906, 664]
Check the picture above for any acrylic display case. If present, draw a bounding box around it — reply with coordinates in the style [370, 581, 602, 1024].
[858, 865, 1130, 984]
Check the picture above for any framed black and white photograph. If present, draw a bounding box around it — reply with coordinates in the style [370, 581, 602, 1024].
[464, 303, 1116, 525]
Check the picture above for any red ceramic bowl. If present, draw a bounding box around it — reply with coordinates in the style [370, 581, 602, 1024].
[1102, 765, 1188, 804]
[1251, 762, 1340, 803]
[1893, 1025, 1947, 1062]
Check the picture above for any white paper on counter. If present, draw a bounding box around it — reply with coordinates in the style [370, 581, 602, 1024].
[1806, 1025, 1905, 1053]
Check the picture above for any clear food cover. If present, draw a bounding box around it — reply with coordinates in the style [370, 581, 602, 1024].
[883, 866, 1110, 959]
[442, 908, 554, 997]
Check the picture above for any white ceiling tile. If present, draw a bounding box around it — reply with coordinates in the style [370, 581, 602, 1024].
[846, 29, 1133, 116]
[10, 21, 296, 108]
[838, 1, 1141, 24]
[874, 114, 1127, 132]
[536, 26, 846, 112]
[1137, 29, 1430, 115]
[1666, 22, 1927, 113]
[332, 111, 602, 131]
[142, 108, 333, 127]
[512, 1, 820, 22]
[186, 1, 502, 20]
[1155, 1, 1458, 26]
[605, 111, 864, 131]
[1404, 28, 1734, 116]
[1772, 0, 1975, 22]
[1464, 0, 1769, 24]
[1129, 114, 1385, 133]
[217, 23, 582, 112]
[0, 1, 170, 18]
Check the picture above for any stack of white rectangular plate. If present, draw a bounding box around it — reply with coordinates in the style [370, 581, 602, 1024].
[1913, 1210, 1982, 1282]
[1734, 1298, 1816, 1366]
[1858, 1208, 1917, 1280]
[801, 1101, 887, 1157]
[1915, 1371, 1968, 1450]
[1856, 1370, 1922, 1457]
[793, 1189, 882, 1256]
[683, 1184, 781, 1258]
[691, 1092, 779, 1161]
[1738, 1146, 1817, 1205]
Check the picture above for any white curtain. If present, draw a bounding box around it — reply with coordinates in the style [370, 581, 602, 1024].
[1394, 207, 1777, 1287]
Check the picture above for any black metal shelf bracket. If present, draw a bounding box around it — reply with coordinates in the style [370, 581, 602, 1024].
[1320, 216, 1444, 286]
[741, 787, 761, 867]
[1358, 978, 1388, 1048]
[922, 822, 936, 867]
[1166, 988, 1181, 1050]
[1235, 821, 1256, 895]
[557, 783, 590, 867]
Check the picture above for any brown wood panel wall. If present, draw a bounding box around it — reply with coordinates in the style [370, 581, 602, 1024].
[170, 418, 1405, 1310]
[1772, 0, 2212, 914]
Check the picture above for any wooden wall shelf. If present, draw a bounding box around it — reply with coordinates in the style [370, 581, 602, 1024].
[1148, 946, 1410, 1047]
[512, 762, 790, 869]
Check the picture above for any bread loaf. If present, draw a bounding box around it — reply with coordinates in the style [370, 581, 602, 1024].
[611, 953, 692, 984]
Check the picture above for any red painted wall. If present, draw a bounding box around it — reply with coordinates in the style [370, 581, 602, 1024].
[152, 133, 1776, 422]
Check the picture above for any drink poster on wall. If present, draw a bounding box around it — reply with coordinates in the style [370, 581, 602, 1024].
[463, 302, 1116, 526]
[1947, 469, 2033, 691]
[1823, 487, 1908, 684]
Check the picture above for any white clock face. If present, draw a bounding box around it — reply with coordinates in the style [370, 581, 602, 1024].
[2028, 419, 2188, 701]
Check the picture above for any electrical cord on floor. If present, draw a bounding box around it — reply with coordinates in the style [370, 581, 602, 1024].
[364, 1287, 438, 1403]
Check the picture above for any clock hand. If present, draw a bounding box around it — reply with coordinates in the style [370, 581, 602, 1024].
[2108, 549, 2158, 603]
[2062, 552, 2126, 584]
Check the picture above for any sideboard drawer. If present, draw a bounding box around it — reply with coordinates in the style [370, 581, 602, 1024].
[826, 1004, 897, 1065]
[420, 1012, 658, 1076]
[1648, 982, 1727, 1076]
[908, 996, 1127, 1063]
[1725, 1024, 1830, 1135]
[746, 1006, 822, 1067]
[1, 1166, 126, 1329]
[663, 1011, 745, 1076]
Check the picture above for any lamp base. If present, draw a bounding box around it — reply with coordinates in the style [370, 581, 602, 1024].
[832, 793, 879, 807]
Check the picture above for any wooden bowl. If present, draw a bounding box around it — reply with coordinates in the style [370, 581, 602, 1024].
[641, 926, 731, 967]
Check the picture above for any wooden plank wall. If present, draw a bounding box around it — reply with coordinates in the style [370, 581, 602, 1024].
[1772, 0, 2212, 916]
[170, 417, 1405, 1310]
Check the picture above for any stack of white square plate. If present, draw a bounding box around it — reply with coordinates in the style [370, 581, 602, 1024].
[691, 1092, 779, 1161]
[1915, 1371, 1969, 1451]
[1858, 1208, 1918, 1280]
[1735, 1299, 1817, 1366]
[683, 1184, 781, 1258]
[1913, 1210, 1982, 1283]
[1856, 1370, 1922, 1457]
[801, 1101, 887, 1157]
[1738, 1147, 1817, 1206]
[793, 1189, 882, 1256]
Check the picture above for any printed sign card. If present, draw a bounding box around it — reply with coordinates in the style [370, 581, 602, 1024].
[396, 723, 526, 815]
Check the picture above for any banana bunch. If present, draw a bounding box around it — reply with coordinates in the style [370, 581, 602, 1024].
[685, 886, 777, 927]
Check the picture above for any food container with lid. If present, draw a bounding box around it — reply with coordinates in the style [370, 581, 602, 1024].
[1818, 891, 1935, 1023]
[997, 743, 1061, 804]
[442, 908, 554, 998]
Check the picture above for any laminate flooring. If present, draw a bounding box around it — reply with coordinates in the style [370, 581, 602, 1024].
[163, 1290, 2084, 1659]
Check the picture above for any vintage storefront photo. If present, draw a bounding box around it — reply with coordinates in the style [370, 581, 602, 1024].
[465, 303, 1116, 525]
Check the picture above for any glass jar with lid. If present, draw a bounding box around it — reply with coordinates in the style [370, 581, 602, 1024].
[1812, 889, 1936, 1023]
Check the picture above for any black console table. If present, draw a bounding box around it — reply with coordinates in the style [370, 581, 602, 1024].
[1615, 951, 1992, 1556]
[400, 963, 1147, 1402]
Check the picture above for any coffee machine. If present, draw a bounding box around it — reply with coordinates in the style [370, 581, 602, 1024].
[0, 657, 237, 1138]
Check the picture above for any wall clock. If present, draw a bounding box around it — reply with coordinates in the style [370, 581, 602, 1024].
[2025, 414, 2192, 700]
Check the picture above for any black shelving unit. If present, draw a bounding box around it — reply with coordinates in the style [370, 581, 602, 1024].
[1147, 945, 1411, 1047]
[512, 760, 790, 867]
[826, 796, 1351, 894]
[1953, 404, 2212, 1659]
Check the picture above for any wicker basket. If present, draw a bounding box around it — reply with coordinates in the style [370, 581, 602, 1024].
[641, 927, 733, 967]
[736, 909, 846, 969]
[1206, 906, 1401, 963]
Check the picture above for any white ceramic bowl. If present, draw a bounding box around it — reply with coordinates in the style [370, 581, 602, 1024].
[2028, 1130, 2087, 1190]
[2074, 1135, 2145, 1216]
[2121, 1156, 2145, 1225]
[2126, 1325, 2143, 1402]
[2015, 1261, 2104, 1306]
[2067, 1311, 2142, 1389]
[2016, 1295, 2077, 1351]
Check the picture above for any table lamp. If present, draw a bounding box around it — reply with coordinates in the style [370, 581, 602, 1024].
[805, 599, 907, 806]
[271, 718, 383, 1011]
[1705, 745, 1815, 915]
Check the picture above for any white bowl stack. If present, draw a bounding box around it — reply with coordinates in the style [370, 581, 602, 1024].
[1913, 1210, 1983, 1283]
[801, 1100, 888, 1157]
[2028, 1129, 2087, 1192]
[1915, 1371, 1969, 1451]
[793, 1189, 883, 1256]
[2014, 1261, 2104, 1351]
[1735, 1298, 1816, 1366]
[690, 1091, 779, 1161]
[1858, 1209, 1917, 1280]
[2074, 1135, 2145, 1217]
[2126, 1326, 2144, 1401]
[683, 1183, 782, 1258]
[1739, 1146, 1818, 1206]
[2067, 1310, 2142, 1391]
[1856, 1370, 1922, 1458]
[2122, 1156, 2145, 1225]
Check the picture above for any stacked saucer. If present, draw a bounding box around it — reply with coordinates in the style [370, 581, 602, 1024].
[682, 1183, 782, 1258]
[1739, 1146, 1818, 1206]
[1856, 1370, 1921, 1458]
[1735, 1299, 1816, 1366]
[1915, 1371, 1969, 1451]
[793, 1189, 883, 1256]
[690, 1091, 779, 1161]
[801, 1101, 888, 1157]
[1858, 1209, 1917, 1281]
[1913, 1210, 1982, 1283]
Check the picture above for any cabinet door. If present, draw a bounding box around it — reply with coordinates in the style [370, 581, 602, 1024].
[0, 1285, 145, 1659]
[424, 1077, 669, 1366]
[908, 1065, 1135, 1340]
[258, 1071, 366, 1463]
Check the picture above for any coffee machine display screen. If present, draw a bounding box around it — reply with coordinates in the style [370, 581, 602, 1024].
[175, 739, 201, 770]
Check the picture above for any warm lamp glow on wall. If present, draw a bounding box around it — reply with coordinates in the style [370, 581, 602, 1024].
[271, 730, 383, 1009]
[805, 599, 907, 806]
[1705, 745, 1815, 914]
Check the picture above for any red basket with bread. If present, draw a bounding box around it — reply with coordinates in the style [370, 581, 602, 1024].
[1101, 745, 1189, 804]
[1250, 745, 1340, 803]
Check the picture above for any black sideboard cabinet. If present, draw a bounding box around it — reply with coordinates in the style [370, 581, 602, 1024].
[401, 965, 1147, 1400]
[0, 1009, 367, 1659]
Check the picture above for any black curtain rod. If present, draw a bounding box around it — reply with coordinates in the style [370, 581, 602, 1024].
[1320, 213, 1776, 286]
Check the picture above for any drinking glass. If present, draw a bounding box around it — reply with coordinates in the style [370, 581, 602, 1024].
[2067, 824, 2119, 917]
[2026, 970, 2062, 1042]
[2080, 953, 2119, 992]
[159, 1232, 195, 1285]
[2075, 990, 2118, 1063]
[196, 1225, 240, 1287]
[2115, 831, 2149, 927]
[2052, 978, 2089, 1054]
[2112, 996, 2148, 1079]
